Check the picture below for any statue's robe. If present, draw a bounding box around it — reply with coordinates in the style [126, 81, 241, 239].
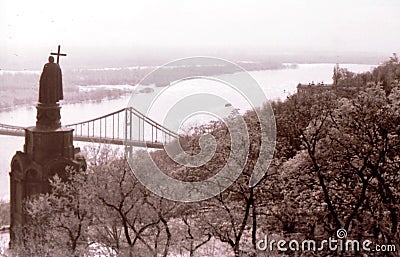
[39, 62, 63, 104]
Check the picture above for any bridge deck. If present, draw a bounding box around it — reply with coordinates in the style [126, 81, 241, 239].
[72, 135, 165, 148]
[0, 107, 178, 149]
[0, 129, 165, 149]
[0, 129, 24, 137]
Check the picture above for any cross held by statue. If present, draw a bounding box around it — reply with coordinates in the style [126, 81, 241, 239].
[51, 45, 67, 64]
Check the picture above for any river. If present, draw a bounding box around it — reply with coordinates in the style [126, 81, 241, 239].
[0, 63, 376, 199]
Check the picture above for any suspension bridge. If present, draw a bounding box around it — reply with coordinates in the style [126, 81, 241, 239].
[0, 107, 179, 149]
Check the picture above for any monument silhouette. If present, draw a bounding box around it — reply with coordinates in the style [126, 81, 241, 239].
[39, 55, 63, 104]
[9, 46, 86, 246]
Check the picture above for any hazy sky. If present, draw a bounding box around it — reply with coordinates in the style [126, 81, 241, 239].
[1, 0, 399, 68]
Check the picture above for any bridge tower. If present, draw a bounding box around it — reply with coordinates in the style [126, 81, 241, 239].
[9, 47, 86, 247]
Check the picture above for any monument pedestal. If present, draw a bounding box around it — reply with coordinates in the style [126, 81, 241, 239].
[36, 103, 62, 129]
[9, 103, 86, 245]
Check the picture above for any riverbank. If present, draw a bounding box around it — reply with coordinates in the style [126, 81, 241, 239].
[0, 87, 133, 111]
[0, 61, 295, 110]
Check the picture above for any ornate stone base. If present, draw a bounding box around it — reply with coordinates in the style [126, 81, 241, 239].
[24, 126, 75, 164]
[9, 125, 86, 246]
[36, 103, 61, 129]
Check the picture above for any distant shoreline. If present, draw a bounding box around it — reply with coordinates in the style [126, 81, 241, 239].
[0, 62, 378, 111]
